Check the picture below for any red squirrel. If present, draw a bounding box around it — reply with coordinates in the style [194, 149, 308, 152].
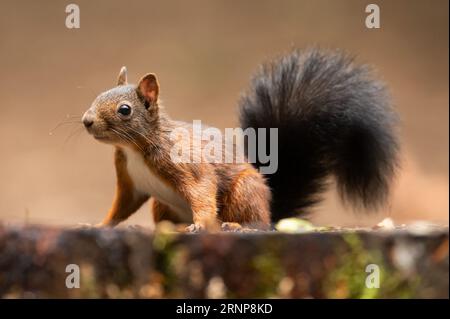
[81, 49, 399, 231]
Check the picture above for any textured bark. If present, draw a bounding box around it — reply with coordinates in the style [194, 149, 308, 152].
[0, 224, 447, 298]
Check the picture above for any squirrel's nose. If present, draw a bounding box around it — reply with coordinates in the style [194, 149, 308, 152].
[82, 112, 95, 128]
[83, 117, 94, 128]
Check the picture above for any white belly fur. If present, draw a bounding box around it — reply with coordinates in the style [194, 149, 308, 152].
[123, 148, 191, 218]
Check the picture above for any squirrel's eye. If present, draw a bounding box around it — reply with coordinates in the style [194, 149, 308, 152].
[117, 104, 132, 117]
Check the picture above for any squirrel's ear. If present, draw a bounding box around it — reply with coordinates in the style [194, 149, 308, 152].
[137, 73, 159, 106]
[117, 66, 128, 86]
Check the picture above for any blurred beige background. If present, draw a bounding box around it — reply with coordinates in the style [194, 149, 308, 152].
[0, 0, 448, 227]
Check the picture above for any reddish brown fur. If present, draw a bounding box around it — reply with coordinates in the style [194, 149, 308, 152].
[151, 198, 186, 224]
[84, 68, 272, 230]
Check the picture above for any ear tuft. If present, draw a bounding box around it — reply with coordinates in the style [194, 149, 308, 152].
[137, 73, 160, 106]
[117, 66, 128, 86]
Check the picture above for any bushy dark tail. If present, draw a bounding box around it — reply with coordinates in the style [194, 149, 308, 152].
[239, 49, 399, 222]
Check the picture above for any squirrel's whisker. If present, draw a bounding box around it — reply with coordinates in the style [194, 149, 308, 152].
[64, 125, 84, 145]
[126, 126, 157, 149]
[121, 130, 145, 153]
[49, 120, 82, 135]
[110, 127, 144, 153]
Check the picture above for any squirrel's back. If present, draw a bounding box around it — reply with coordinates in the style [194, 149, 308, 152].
[239, 48, 399, 221]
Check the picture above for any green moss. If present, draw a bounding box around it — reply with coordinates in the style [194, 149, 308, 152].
[79, 263, 101, 298]
[324, 234, 419, 298]
[152, 232, 184, 296]
[250, 241, 285, 298]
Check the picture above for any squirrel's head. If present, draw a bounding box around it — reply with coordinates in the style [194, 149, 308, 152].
[82, 66, 160, 146]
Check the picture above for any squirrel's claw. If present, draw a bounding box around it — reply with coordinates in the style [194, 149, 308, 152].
[221, 222, 243, 232]
[185, 223, 205, 233]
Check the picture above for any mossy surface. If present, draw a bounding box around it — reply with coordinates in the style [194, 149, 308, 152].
[0, 225, 447, 298]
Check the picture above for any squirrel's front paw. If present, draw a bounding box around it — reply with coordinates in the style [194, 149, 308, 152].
[185, 223, 205, 233]
[221, 222, 243, 232]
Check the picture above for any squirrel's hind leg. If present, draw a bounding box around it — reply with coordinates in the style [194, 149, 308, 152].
[220, 168, 271, 230]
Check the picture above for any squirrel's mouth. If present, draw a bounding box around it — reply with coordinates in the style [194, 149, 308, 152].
[93, 134, 109, 141]
[91, 131, 117, 144]
[85, 127, 109, 141]
[85, 124, 122, 145]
